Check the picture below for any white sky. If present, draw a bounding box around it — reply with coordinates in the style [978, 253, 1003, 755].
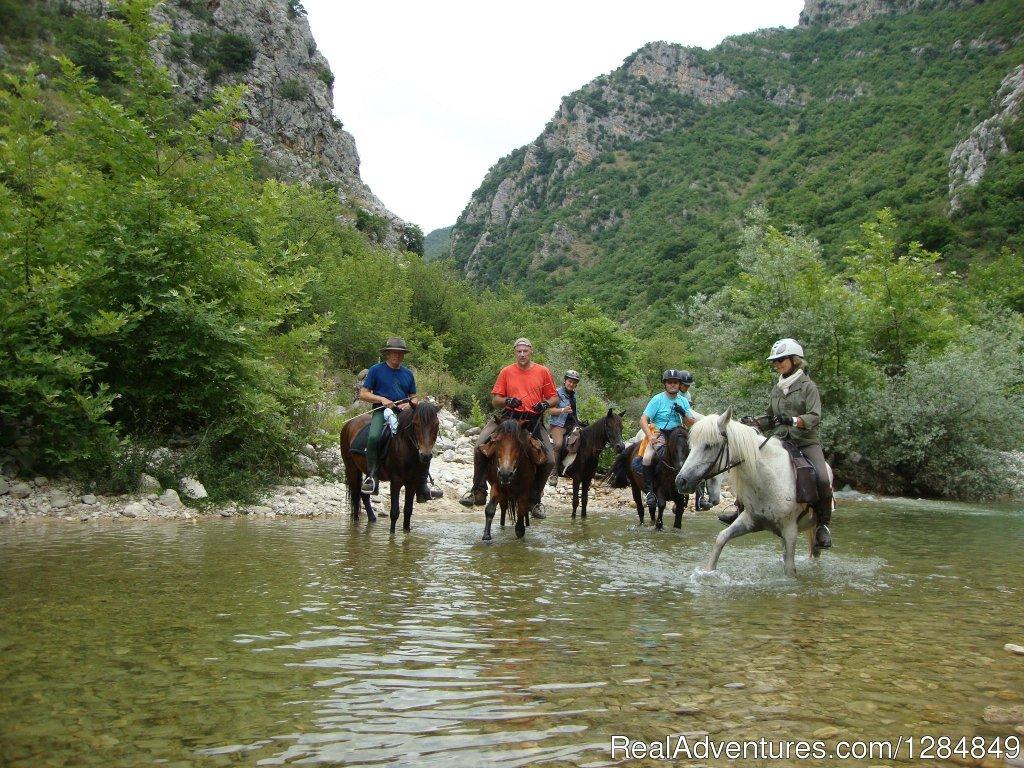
[303, 0, 805, 233]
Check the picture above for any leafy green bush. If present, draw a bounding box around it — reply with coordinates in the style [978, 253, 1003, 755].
[278, 78, 308, 100]
[191, 31, 255, 80]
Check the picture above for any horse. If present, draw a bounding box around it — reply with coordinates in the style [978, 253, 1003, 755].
[625, 426, 691, 529]
[560, 408, 625, 520]
[339, 401, 439, 534]
[675, 409, 827, 577]
[480, 419, 547, 540]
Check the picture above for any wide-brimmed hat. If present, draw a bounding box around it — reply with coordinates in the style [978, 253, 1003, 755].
[380, 336, 409, 354]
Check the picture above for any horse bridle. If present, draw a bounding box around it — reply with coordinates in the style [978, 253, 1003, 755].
[397, 404, 433, 456]
[692, 428, 746, 484]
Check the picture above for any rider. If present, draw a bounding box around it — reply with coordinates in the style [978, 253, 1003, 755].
[638, 370, 697, 508]
[359, 337, 441, 503]
[720, 338, 833, 549]
[547, 370, 581, 486]
[460, 338, 559, 518]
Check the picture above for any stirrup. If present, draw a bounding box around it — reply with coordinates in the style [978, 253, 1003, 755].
[459, 489, 485, 508]
[360, 476, 375, 494]
[815, 524, 832, 549]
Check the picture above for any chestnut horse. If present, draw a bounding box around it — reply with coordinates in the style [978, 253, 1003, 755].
[562, 408, 625, 520]
[340, 401, 439, 534]
[480, 419, 547, 540]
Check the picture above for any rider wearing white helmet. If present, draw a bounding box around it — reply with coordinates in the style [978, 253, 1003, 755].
[721, 338, 834, 548]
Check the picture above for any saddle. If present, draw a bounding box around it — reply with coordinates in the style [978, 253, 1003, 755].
[779, 439, 820, 504]
[564, 426, 581, 455]
[350, 421, 393, 460]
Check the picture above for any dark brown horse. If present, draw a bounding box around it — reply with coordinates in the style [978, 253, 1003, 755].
[480, 419, 547, 540]
[561, 408, 625, 520]
[340, 401, 439, 533]
[625, 426, 690, 530]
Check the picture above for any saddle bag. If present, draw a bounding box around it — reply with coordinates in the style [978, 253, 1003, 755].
[350, 421, 393, 459]
[780, 440, 819, 504]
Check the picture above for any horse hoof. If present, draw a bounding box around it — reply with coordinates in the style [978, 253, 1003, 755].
[655, 522, 663, 531]
[515, 523, 526, 539]
[403, 525, 411, 532]
[367, 515, 377, 523]
[483, 532, 492, 541]
[581, 512, 587, 519]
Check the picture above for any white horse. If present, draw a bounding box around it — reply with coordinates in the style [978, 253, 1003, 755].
[675, 409, 828, 577]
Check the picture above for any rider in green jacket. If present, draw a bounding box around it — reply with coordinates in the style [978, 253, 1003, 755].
[720, 338, 834, 549]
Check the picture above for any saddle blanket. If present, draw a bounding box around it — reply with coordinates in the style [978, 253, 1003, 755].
[350, 422, 393, 460]
[779, 440, 820, 504]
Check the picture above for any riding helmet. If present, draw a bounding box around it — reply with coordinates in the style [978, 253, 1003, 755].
[677, 370, 694, 385]
[662, 369, 685, 382]
[564, 370, 581, 381]
[767, 338, 804, 361]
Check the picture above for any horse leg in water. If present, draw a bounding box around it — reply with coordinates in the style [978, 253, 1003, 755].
[402, 482, 414, 532]
[389, 481, 401, 534]
[707, 514, 760, 571]
[631, 482, 644, 525]
[515, 500, 527, 539]
[580, 476, 592, 519]
[673, 498, 683, 529]
[483, 498, 497, 541]
[362, 492, 376, 523]
[571, 477, 580, 519]
[782, 522, 799, 577]
[654, 491, 665, 530]
[500, 499, 507, 527]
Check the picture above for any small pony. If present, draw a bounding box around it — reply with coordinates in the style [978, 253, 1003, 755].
[561, 408, 625, 520]
[676, 409, 831, 576]
[480, 419, 547, 540]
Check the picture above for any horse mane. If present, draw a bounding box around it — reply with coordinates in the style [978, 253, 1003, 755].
[689, 413, 763, 499]
[397, 399, 438, 429]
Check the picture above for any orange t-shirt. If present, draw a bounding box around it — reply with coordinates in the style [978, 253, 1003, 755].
[492, 363, 557, 414]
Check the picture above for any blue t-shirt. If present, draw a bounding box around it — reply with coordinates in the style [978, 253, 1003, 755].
[549, 386, 577, 428]
[643, 392, 691, 431]
[363, 362, 416, 403]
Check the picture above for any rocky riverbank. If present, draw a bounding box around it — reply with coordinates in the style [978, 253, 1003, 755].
[0, 408, 736, 525]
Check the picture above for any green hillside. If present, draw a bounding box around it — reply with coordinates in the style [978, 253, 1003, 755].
[452, 0, 1024, 321]
[423, 225, 453, 261]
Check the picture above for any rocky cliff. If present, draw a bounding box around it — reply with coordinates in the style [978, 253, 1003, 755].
[64, 0, 406, 246]
[948, 63, 1024, 211]
[798, 0, 984, 29]
[452, 41, 747, 278]
[449, 0, 1022, 314]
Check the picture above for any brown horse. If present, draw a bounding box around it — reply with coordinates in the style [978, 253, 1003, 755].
[625, 426, 690, 530]
[561, 408, 625, 520]
[480, 419, 547, 540]
[340, 401, 439, 533]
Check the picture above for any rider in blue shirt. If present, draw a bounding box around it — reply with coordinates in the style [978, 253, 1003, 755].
[638, 370, 696, 507]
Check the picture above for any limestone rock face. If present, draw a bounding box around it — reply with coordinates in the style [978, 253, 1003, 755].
[948, 64, 1024, 211]
[453, 41, 744, 280]
[62, 0, 406, 245]
[798, 0, 981, 29]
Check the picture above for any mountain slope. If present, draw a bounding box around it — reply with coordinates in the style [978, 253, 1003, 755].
[450, 0, 1024, 320]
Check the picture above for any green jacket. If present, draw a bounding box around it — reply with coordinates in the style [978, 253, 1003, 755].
[754, 371, 822, 447]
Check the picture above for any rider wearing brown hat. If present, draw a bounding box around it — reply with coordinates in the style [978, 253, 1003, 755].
[359, 337, 441, 502]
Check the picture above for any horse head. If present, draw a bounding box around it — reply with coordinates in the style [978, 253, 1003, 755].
[676, 408, 734, 493]
[603, 408, 626, 454]
[409, 400, 439, 464]
[480, 419, 545, 488]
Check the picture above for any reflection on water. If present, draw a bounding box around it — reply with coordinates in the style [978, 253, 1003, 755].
[1, 500, 1023, 767]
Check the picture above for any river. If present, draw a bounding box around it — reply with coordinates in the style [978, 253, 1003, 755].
[1, 498, 1022, 766]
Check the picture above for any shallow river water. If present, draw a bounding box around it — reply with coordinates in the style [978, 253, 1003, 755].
[2, 498, 1023, 767]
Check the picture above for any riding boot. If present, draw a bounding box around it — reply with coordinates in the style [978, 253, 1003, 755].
[361, 456, 378, 495]
[642, 463, 657, 508]
[814, 500, 833, 548]
[718, 501, 742, 525]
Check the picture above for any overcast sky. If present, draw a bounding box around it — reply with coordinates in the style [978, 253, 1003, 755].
[303, 0, 805, 233]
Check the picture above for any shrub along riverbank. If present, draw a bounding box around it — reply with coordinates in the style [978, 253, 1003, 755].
[1, 2, 1021, 501]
